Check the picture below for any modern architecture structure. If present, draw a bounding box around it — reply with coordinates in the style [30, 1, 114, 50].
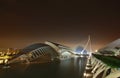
[8, 43, 59, 64]
[99, 39, 120, 56]
[45, 41, 74, 60]
[8, 41, 74, 64]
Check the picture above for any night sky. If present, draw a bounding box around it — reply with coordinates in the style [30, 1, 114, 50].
[0, 0, 120, 50]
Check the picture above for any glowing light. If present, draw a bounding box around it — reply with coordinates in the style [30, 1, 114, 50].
[84, 73, 93, 77]
[4, 59, 8, 64]
[80, 55, 84, 57]
[74, 46, 88, 54]
[0, 60, 4, 64]
[95, 50, 98, 52]
[0, 55, 11, 59]
[84, 73, 87, 76]
[86, 66, 92, 70]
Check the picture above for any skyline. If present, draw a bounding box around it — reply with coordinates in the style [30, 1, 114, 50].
[0, 0, 120, 50]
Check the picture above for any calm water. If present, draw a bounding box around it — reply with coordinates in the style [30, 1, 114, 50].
[0, 57, 87, 78]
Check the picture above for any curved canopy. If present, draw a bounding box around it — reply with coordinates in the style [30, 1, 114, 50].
[21, 43, 49, 53]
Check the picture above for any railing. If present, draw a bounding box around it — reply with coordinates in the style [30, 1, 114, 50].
[91, 54, 120, 78]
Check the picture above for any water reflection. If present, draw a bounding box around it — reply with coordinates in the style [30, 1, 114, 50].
[0, 57, 87, 78]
